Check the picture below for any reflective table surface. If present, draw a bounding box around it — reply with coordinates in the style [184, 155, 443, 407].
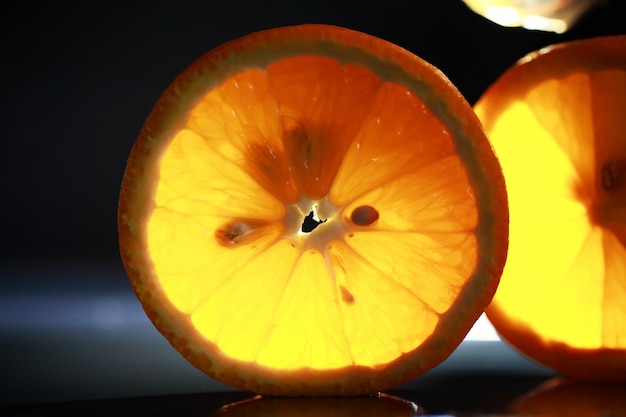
[3, 263, 625, 416]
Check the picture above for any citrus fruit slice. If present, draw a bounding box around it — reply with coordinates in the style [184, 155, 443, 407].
[118, 24, 508, 395]
[475, 35, 626, 381]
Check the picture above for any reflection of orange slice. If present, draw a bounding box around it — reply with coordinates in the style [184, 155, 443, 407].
[475, 35, 626, 381]
[509, 378, 626, 417]
[212, 394, 423, 417]
[118, 24, 508, 395]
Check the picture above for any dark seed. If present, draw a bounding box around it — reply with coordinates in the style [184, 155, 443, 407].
[351, 205, 379, 226]
[601, 159, 625, 192]
[340, 285, 355, 304]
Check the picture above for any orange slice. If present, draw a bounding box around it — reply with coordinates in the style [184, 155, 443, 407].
[475, 35, 626, 381]
[118, 24, 508, 395]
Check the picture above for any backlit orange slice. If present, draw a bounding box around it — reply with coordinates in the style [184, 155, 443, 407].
[475, 35, 626, 381]
[118, 24, 508, 395]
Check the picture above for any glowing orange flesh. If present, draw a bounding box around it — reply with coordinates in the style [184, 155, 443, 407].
[481, 69, 626, 349]
[475, 35, 626, 381]
[147, 56, 479, 369]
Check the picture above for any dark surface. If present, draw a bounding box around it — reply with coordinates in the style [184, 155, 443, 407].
[2, 1, 626, 415]
[2, 381, 549, 416]
[1, 264, 554, 408]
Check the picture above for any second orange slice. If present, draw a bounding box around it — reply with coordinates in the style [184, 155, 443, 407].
[476, 35, 626, 381]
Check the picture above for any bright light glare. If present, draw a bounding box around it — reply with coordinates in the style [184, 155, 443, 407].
[462, 0, 602, 33]
[485, 6, 522, 26]
[523, 16, 567, 33]
[465, 313, 501, 341]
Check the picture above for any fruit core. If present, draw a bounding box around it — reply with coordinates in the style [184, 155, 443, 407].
[216, 196, 380, 255]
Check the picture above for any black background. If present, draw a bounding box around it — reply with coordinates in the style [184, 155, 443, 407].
[1, 1, 626, 413]
[2, 0, 625, 269]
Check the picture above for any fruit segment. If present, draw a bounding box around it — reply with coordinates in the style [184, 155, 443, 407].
[268, 56, 382, 200]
